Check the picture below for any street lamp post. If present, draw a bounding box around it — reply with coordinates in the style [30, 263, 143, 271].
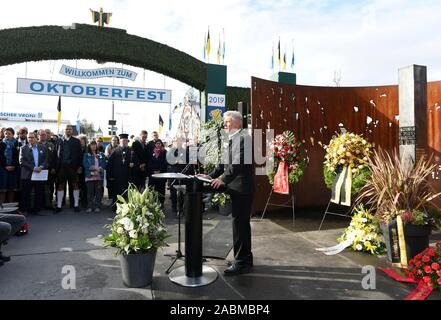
[116, 112, 129, 134]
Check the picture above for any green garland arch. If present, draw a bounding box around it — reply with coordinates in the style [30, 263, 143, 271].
[0, 24, 207, 91]
[0, 24, 252, 112]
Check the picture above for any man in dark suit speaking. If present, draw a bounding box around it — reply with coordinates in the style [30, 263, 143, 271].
[199, 111, 254, 276]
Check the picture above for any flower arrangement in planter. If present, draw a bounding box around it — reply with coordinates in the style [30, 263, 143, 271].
[200, 115, 224, 174]
[200, 116, 233, 215]
[104, 184, 168, 255]
[211, 192, 231, 207]
[356, 149, 441, 226]
[267, 130, 306, 186]
[337, 205, 386, 255]
[103, 184, 168, 287]
[405, 242, 441, 290]
[356, 149, 441, 262]
[211, 192, 232, 216]
[323, 132, 372, 195]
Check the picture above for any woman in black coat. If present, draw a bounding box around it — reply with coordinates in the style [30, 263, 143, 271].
[147, 140, 167, 206]
[0, 128, 20, 206]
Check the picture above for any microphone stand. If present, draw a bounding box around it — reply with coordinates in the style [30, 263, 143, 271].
[165, 160, 192, 274]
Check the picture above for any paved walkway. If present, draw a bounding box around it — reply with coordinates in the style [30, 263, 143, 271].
[0, 204, 440, 300]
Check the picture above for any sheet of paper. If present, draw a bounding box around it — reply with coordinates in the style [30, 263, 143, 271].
[0, 207, 17, 213]
[31, 169, 48, 181]
[193, 175, 212, 184]
[2, 202, 19, 207]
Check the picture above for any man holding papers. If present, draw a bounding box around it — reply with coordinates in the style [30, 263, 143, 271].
[19, 132, 48, 215]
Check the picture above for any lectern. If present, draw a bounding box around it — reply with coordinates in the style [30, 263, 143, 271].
[151, 173, 218, 287]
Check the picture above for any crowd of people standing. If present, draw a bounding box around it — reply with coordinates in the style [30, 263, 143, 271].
[0, 125, 198, 215]
[2, 111, 255, 277]
[0, 124, 200, 265]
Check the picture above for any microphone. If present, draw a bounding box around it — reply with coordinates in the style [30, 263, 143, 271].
[170, 161, 192, 186]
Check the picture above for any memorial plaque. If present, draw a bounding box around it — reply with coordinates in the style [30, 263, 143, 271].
[399, 126, 416, 145]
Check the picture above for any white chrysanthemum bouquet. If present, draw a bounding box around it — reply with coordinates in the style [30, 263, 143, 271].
[104, 184, 169, 255]
[338, 205, 386, 256]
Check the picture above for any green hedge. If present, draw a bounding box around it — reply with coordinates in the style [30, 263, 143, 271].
[0, 24, 207, 90]
[226, 86, 250, 110]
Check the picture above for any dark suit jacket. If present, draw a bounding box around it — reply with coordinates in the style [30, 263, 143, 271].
[148, 150, 167, 175]
[54, 136, 82, 170]
[19, 144, 49, 180]
[0, 140, 19, 168]
[107, 146, 139, 196]
[132, 139, 149, 165]
[39, 141, 56, 170]
[17, 138, 28, 148]
[209, 129, 254, 195]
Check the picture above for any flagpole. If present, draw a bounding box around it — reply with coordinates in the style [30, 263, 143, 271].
[203, 32, 206, 62]
[222, 28, 225, 64]
[271, 41, 274, 73]
[283, 46, 286, 71]
[278, 36, 281, 72]
[207, 26, 210, 64]
[291, 38, 295, 71]
[217, 33, 221, 64]
[57, 96, 61, 135]
[111, 75, 115, 135]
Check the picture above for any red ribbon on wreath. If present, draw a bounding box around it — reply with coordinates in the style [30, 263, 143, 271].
[379, 268, 433, 300]
[273, 161, 289, 194]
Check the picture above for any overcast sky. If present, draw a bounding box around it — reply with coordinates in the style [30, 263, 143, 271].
[0, 0, 440, 136]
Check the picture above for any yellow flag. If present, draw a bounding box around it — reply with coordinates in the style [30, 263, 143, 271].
[283, 51, 287, 71]
[57, 96, 61, 127]
[206, 28, 211, 58]
[217, 36, 221, 64]
[277, 37, 281, 68]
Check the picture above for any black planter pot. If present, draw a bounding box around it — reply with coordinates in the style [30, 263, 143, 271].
[119, 250, 157, 288]
[380, 221, 400, 263]
[403, 224, 431, 260]
[381, 221, 431, 262]
[219, 202, 232, 216]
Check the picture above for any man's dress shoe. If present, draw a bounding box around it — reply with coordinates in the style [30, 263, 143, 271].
[0, 252, 11, 262]
[223, 263, 252, 276]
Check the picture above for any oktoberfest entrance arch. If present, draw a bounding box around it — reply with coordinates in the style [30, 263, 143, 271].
[0, 23, 249, 118]
[0, 23, 206, 91]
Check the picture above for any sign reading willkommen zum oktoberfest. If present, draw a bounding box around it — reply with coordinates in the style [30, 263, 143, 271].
[59, 64, 137, 81]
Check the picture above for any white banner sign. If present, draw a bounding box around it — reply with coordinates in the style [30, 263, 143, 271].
[0, 111, 43, 119]
[16, 78, 171, 104]
[59, 64, 137, 81]
[207, 93, 226, 107]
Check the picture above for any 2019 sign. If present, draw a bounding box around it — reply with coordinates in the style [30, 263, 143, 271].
[207, 93, 225, 107]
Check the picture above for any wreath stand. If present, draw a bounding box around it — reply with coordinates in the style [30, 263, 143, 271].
[318, 199, 355, 231]
[260, 187, 295, 226]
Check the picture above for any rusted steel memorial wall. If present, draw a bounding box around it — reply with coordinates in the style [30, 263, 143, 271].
[427, 81, 441, 205]
[251, 76, 441, 213]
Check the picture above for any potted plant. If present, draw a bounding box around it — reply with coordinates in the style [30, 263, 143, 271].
[200, 116, 233, 215]
[200, 116, 224, 174]
[211, 192, 232, 216]
[356, 149, 441, 261]
[103, 184, 168, 287]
